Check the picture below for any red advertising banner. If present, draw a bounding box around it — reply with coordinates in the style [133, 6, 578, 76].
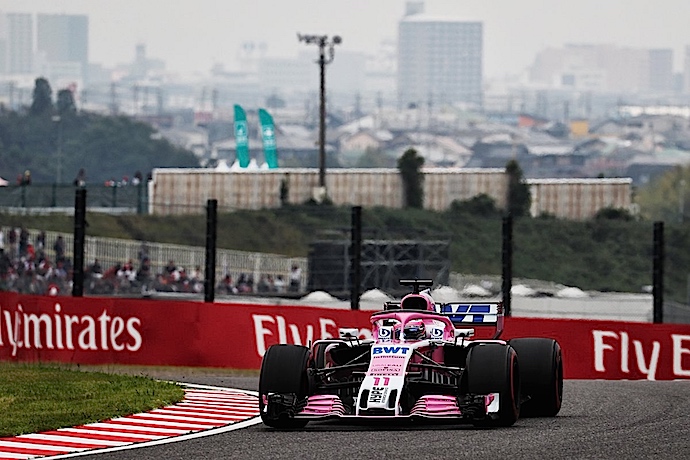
[1, 293, 689, 380]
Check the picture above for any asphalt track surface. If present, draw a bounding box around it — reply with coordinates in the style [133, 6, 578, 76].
[79, 374, 690, 460]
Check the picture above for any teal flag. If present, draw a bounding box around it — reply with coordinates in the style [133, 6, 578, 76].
[234, 104, 250, 168]
[258, 108, 278, 168]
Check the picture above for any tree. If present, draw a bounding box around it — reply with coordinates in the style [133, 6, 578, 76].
[280, 174, 289, 206]
[636, 165, 689, 221]
[57, 89, 77, 116]
[505, 159, 531, 217]
[355, 147, 395, 168]
[265, 94, 286, 109]
[594, 207, 635, 221]
[30, 77, 53, 116]
[449, 194, 499, 217]
[0, 108, 200, 183]
[397, 148, 424, 208]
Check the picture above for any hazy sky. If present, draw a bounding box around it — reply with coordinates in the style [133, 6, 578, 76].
[3, 0, 690, 78]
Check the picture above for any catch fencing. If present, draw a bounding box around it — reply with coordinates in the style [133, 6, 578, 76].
[0, 183, 146, 212]
[0, 226, 307, 296]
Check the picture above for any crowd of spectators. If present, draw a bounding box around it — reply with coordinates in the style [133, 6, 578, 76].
[0, 227, 72, 295]
[1, 228, 303, 297]
[83, 256, 205, 295]
[83, 258, 298, 296]
[216, 272, 291, 295]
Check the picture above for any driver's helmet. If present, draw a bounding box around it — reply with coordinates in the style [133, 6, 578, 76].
[403, 320, 426, 340]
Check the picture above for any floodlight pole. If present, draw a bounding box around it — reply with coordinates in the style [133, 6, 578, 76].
[52, 115, 63, 184]
[298, 33, 341, 190]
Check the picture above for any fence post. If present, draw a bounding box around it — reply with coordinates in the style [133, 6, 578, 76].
[653, 221, 664, 324]
[137, 181, 144, 215]
[502, 214, 513, 317]
[350, 206, 362, 310]
[72, 188, 87, 297]
[204, 199, 218, 303]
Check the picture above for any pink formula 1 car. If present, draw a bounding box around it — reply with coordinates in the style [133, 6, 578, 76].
[259, 279, 563, 428]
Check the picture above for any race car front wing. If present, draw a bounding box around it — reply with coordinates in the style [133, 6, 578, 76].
[283, 392, 500, 421]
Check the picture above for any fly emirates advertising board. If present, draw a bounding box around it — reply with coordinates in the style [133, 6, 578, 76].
[0, 292, 689, 380]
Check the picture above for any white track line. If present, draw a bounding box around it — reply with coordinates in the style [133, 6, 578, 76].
[17, 434, 124, 447]
[82, 422, 189, 435]
[0, 441, 89, 452]
[0, 452, 36, 459]
[56, 428, 167, 440]
[106, 417, 210, 430]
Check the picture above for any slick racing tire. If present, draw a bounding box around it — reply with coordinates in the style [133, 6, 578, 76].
[509, 338, 563, 417]
[259, 344, 311, 428]
[465, 343, 520, 427]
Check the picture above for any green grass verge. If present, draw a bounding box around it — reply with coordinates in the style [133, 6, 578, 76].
[0, 361, 185, 437]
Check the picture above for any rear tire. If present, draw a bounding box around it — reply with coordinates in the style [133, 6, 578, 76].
[465, 343, 520, 427]
[509, 338, 563, 417]
[259, 344, 311, 428]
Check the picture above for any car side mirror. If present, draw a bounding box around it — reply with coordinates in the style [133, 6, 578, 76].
[339, 328, 360, 339]
[454, 328, 475, 338]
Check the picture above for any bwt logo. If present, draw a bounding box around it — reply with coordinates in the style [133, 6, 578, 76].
[378, 327, 392, 341]
[430, 328, 444, 339]
[373, 346, 410, 355]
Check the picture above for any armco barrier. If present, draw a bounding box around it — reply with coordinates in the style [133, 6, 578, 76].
[1, 292, 689, 380]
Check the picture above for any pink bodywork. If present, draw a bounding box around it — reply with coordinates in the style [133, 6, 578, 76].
[371, 311, 456, 341]
[297, 310, 489, 419]
[410, 395, 462, 416]
[299, 395, 347, 417]
[370, 311, 456, 366]
[298, 395, 495, 419]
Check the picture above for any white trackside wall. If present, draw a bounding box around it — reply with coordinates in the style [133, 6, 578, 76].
[149, 168, 632, 220]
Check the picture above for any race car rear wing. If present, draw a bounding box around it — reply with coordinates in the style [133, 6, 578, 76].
[439, 302, 504, 339]
[399, 279, 434, 294]
[382, 300, 504, 339]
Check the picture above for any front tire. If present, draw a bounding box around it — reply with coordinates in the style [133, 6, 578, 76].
[259, 344, 311, 428]
[509, 338, 563, 417]
[465, 343, 520, 427]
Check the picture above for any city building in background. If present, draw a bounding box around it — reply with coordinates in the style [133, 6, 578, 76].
[683, 46, 690, 95]
[0, 14, 6, 75]
[648, 49, 674, 93]
[3, 4, 690, 197]
[2, 5, 690, 117]
[529, 44, 674, 94]
[257, 53, 313, 102]
[397, 2, 483, 110]
[36, 13, 89, 86]
[0, 11, 88, 99]
[3, 12, 33, 75]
